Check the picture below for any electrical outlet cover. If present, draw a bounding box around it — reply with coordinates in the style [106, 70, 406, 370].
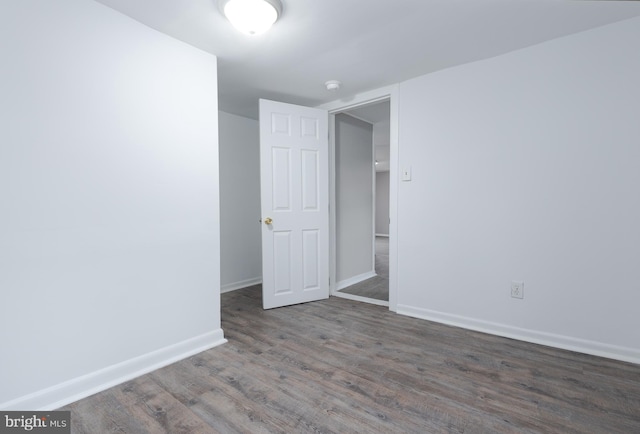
[511, 281, 524, 299]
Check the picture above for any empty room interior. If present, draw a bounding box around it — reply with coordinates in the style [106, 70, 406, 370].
[1, 0, 640, 432]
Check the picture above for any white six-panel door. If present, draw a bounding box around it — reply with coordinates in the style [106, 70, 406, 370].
[259, 99, 329, 309]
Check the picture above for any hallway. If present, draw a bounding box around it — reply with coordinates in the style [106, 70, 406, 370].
[338, 236, 389, 301]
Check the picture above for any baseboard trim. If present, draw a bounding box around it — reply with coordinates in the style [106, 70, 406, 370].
[1, 329, 227, 411]
[397, 305, 640, 365]
[336, 271, 377, 291]
[375, 233, 389, 238]
[333, 291, 389, 307]
[221, 277, 262, 293]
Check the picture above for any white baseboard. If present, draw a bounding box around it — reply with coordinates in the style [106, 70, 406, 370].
[375, 233, 389, 238]
[221, 277, 262, 293]
[333, 291, 389, 307]
[397, 305, 640, 365]
[336, 270, 377, 291]
[1, 329, 227, 411]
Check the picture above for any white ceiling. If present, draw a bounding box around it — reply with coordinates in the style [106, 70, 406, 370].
[347, 101, 390, 125]
[94, 0, 640, 120]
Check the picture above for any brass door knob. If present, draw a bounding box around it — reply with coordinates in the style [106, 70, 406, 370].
[264, 217, 273, 225]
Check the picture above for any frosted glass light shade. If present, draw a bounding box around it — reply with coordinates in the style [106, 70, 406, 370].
[222, 0, 282, 35]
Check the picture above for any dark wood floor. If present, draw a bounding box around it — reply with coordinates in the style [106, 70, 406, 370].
[64, 286, 640, 433]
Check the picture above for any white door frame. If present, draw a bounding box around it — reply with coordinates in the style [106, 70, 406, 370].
[318, 84, 399, 312]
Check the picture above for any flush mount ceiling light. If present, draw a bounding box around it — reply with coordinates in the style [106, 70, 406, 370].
[219, 0, 282, 35]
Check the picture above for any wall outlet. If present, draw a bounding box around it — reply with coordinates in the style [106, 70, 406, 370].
[511, 281, 524, 299]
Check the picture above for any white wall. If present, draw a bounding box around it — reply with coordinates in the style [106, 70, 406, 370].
[0, 0, 223, 409]
[219, 111, 262, 292]
[376, 171, 390, 236]
[373, 103, 391, 238]
[396, 16, 640, 363]
[374, 119, 391, 172]
[335, 114, 374, 286]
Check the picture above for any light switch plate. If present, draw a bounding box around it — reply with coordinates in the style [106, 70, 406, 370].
[402, 167, 412, 181]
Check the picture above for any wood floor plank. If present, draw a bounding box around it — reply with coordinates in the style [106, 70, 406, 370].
[221, 292, 600, 432]
[63, 286, 640, 433]
[218, 341, 435, 432]
[68, 389, 148, 434]
[68, 377, 218, 434]
[152, 349, 327, 434]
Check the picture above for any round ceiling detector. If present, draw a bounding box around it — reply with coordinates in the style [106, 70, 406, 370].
[325, 80, 342, 91]
[219, 0, 283, 35]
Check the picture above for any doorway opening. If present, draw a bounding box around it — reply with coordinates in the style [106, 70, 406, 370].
[332, 101, 390, 306]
